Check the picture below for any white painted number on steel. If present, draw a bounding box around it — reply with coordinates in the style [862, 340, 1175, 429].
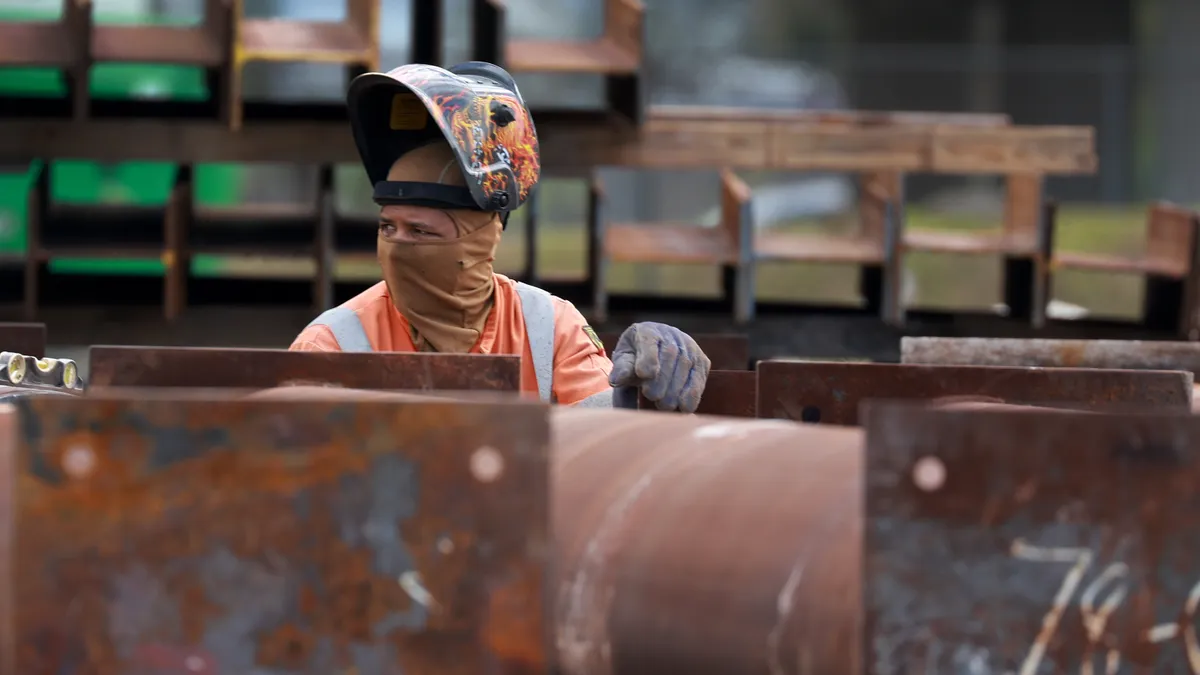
[1011, 540, 1094, 675]
[1011, 539, 1200, 674]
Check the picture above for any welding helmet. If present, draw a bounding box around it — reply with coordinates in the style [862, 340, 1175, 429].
[346, 61, 540, 222]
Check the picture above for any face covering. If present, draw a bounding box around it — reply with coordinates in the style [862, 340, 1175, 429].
[379, 211, 502, 353]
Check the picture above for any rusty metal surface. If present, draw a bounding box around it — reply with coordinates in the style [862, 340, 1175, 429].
[8, 394, 550, 675]
[0, 404, 13, 675]
[903, 336, 1200, 376]
[633, 370, 757, 416]
[926, 395, 1090, 413]
[696, 370, 757, 416]
[77, 386, 527, 408]
[0, 323, 45, 358]
[757, 361, 1194, 425]
[862, 402, 1200, 674]
[88, 346, 522, 392]
[240, 386, 526, 405]
[597, 332, 750, 371]
[549, 407, 862, 675]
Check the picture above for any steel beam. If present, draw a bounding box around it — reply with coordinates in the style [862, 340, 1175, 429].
[87, 346, 522, 392]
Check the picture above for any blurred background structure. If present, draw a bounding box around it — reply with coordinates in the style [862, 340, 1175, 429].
[0, 0, 1188, 332]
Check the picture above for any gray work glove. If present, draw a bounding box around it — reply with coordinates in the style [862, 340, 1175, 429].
[609, 322, 711, 413]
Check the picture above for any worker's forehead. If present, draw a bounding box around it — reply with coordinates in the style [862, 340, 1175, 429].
[379, 203, 454, 225]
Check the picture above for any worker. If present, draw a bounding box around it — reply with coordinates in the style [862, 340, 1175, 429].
[289, 61, 711, 411]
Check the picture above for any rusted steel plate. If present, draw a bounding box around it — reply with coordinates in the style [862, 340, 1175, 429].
[633, 370, 757, 417]
[862, 402, 1200, 674]
[7, 394, 550, 675]
[241, 386, 521, 404]
[0, 404, 13, 675]
[903, 336, 1200, 377]
[697, 370, 757, 416]
[0, 323, 45, 358]
[598, 332, 750, 371]
[757, 361, 1193, 425]
[88, 346, 521, 392]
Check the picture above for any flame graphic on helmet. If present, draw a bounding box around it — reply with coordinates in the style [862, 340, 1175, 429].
[397, 66, 540, 205]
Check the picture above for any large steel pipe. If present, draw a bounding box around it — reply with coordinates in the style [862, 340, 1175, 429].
[550, 407, 862, 675]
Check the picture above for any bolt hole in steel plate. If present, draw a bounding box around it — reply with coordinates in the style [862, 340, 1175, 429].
[4, 394, 551, 675]
[862, 401, 1200, 675]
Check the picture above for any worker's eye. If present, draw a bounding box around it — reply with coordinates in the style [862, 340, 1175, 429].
[379, 222, 397, 237]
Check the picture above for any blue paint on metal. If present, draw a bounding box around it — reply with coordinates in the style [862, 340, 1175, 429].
[310, 637, 339, 673]
[350, 642, 398, 675]
[292, 490, 312, 521]
[324, 404, 358, 427]
[15, 398, 58, 483]
[330, 453, 429, 632]
[107, 563, 183, 659]
[117, 410, 234, 468]
[197, 547, 293, 672]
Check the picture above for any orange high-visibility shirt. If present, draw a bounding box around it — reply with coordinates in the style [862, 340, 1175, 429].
[289, 274, 612, 405]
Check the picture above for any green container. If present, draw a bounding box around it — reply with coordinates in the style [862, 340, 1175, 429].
[0, 172, 26, 254]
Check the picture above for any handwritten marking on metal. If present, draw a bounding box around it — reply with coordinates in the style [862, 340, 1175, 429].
[6, 395, 550, 675]
[862, 402, 1200, 675]
[1010, 541, 1200, 675]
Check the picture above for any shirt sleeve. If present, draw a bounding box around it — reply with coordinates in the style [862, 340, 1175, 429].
[551, 298, 613, 406]
[289, 324, 343, 352]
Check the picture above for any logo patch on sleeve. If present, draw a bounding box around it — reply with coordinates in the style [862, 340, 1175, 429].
[582, 325, 604, 352]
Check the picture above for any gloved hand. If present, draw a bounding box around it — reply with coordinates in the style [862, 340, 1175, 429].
[609, 322, 711, 413]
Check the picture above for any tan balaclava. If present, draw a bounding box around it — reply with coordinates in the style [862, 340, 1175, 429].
[379, 141, 503, 353]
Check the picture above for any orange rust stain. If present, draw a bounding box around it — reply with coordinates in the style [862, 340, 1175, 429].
[1057, 342, 1087, 367]
[482, 570, 547, 667]
[22, 439, 371, 536]
[176, 581, 219, 644]
[257, 624, 316, 669]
